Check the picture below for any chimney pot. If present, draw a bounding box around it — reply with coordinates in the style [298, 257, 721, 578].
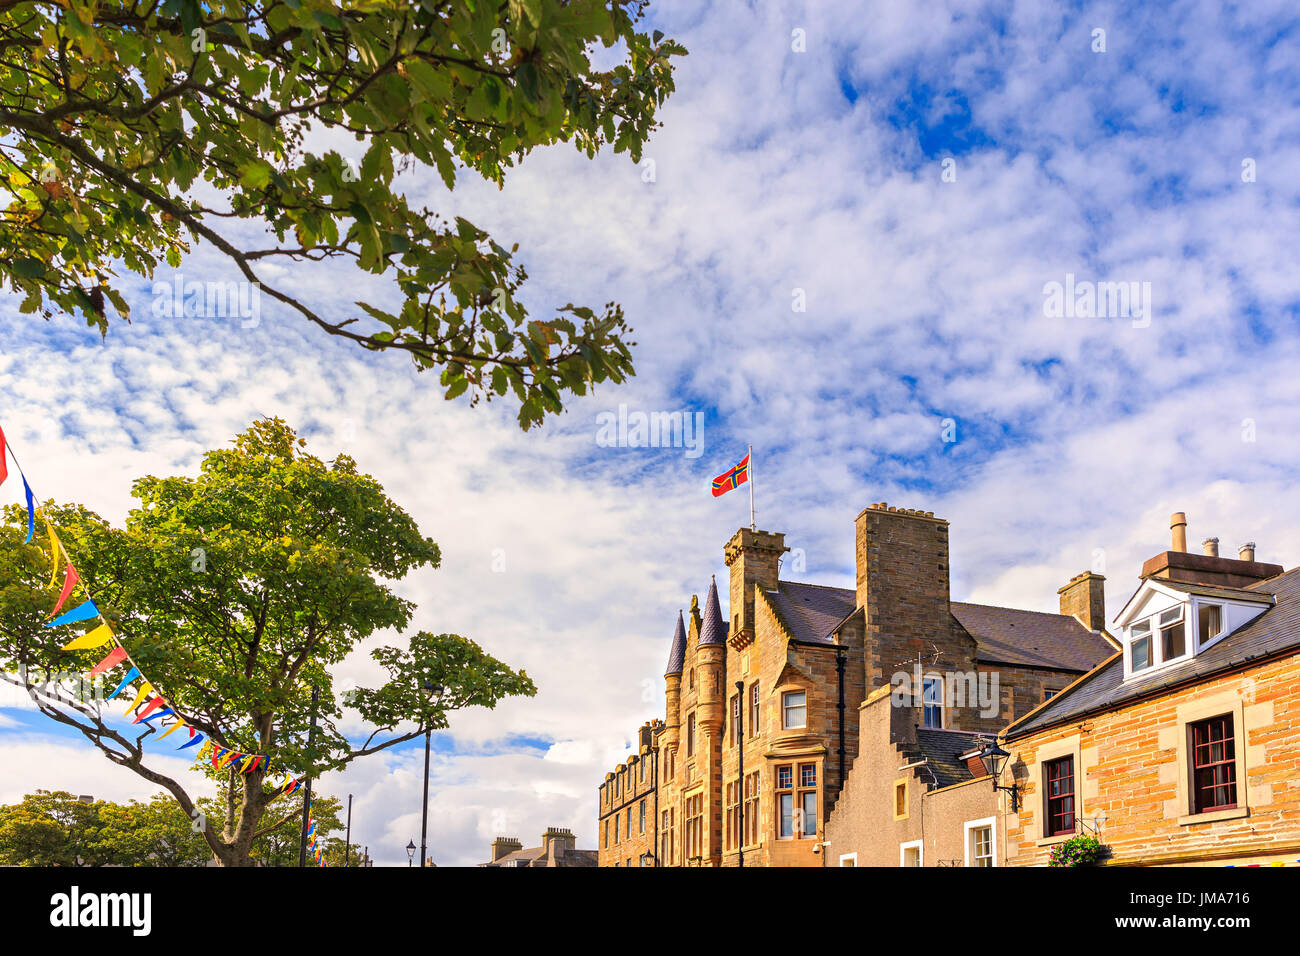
[1239, 542, 1257, 562]
[1170, 512, 1188, 552]
[1202, 537, 1219, 557]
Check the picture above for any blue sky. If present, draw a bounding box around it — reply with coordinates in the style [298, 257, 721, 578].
[3, 0, 1300, 866]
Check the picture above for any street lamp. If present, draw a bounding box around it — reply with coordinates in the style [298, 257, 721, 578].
[405, 840, 416, 866]
[978, 739, 1021, 811]
[419, 679, 445, 869]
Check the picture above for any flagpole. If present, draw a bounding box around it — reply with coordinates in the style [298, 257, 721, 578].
[748, 444, 755, 531]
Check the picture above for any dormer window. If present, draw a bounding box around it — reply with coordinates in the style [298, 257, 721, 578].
[1159, 606, 1186, 661]
[1130, 620, 1153, 672]
[1198, 604, 1222, 643]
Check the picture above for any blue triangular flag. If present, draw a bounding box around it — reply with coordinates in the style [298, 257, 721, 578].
[107, 666, 141, 700]
[44, 598, 99, 628]
[22, 476, 34, 543]
[178, 733, 204, 750]
[141, 708, 174, 723]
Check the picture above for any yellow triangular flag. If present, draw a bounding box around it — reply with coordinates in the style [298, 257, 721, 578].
[43, 517, 61, 587]
[158, 719, 187, 740]
[60, 623, 115, 651]
[124, 681, 153, 716]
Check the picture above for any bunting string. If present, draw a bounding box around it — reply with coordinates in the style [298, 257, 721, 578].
[0, 426, 308, 800]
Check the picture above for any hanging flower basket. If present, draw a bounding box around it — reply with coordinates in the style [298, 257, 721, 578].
[1048, 834, 1103, 867]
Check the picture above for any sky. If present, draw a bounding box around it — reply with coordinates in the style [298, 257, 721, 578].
[3, 0, 1300, 866]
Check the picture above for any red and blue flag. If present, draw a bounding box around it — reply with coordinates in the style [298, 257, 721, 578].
[711, 454, 750, 498]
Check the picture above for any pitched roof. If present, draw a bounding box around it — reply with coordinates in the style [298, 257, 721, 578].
[950, 602, 1114, 672]
[665, 610, 686, 676]
[764, 581, 856, 645]
[761, 580, 1110, 674]
[1007, 566, 1300, 739]
[698, 576, 728, 646]
[904, 728, 993, 789]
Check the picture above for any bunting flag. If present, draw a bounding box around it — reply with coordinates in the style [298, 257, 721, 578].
[106, 666, 141, 701]
[49, 562, 79, 618]
[711, 453, 750, 498]
[88, 646, 128, 678]
[46, 598, 99, 628]
[60, 623, 115, 651]
[43, 516, 61, 586]
[5, 424, 287, 791]
[22, 476, 34, 543]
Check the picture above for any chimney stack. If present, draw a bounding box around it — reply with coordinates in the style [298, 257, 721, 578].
[1058, 571, 1106, 632]
[491, 836, 522, 862]
[1202, 537, 1219, 557]
[1170, 512, 1188, 552]
[1239, 542, 1257, 562]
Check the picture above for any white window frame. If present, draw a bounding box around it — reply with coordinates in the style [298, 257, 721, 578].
[899, 840, 923, 867]
[781, 690, 807, 730]
[921, 675, 944, 729]
[838, 852, 858, 867]
[963, 817, 996, 867]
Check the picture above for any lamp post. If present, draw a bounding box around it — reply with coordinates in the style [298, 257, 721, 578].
[419, 680, 444, 868]
[978, 739, 1021, 811]
[406, 840, 416, 867]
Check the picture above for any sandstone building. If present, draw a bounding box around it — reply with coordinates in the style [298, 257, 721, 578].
[599, 502, 1114, 866]
[996, 515, 1300, 867]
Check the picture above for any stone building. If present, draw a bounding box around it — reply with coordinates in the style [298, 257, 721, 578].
[599, 502, 1114, 866]
[479, 827, 597, 867]
[598, 722, 660, 866]
[997, 514, 1300, 867]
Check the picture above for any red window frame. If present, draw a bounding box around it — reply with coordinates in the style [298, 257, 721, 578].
[1191, 715, 1237, 812]
[1044, 755, 1075, 837]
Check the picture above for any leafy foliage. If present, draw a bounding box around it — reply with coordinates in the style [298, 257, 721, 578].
[0, 0, 685, 429]
[0, 419, 535, 865]
[1047, 833, 1103, 867]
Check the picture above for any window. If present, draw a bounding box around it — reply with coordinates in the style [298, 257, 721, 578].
[730, 694, 740, 746]
[1044, 755, 1075, 836]
[1191, 715, 1237, 812]
[922, 676, 943, 728]
[782, 691, 806, 729]
[750, 682, 760, 736]
[1159, 606, 1186, 661]
[800, 764, 817, 788]
[604, 819, 608, 848]
[965, 819, 994, 867]
[689, 668, 694, 689]
[639, 799, 646, 834]
[665, 806, 676, 868]
[640, 759, 645, 781]
[800, 791, 818, 839]
[1130, 620, 1153, 672]
[725, 780, 739, 850]
[839, 853, 858, 867]
[743, 771, 760, 846]
[685, 793, 704, 861]
[894, 780, 907, 819]
[1198, 604, 1223, 645]
[776, 764, 794, 838]
[614, 815, 620, 843]
[686, 712, 696, 757]
[900, 841, 922, 867]
[1044, 689, 1057, 702]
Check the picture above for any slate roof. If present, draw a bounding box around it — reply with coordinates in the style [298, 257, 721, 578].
[665, 610, 686, 676]
[1007, 566, 1300, 740]
[904, 728, 993, 789]
[481, 845, 598, 867]
[950, 601, 1114, 672]
[698, 576, 729, 646]
[761, 581, 1110, 674]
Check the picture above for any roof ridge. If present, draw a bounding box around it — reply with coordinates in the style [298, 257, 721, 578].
[951, 600, 1074, 619]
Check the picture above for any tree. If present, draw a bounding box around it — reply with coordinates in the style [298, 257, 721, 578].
[0, 0, 683, 430]
[93, 793, 210, 866]
[0, 419, 536, 866]
[0, 790, 113, 866]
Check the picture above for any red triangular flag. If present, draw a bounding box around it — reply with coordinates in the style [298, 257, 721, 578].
[88, 645, 127, 678]
[49, 562, 80, 618]
[0, 425, 7, 488]
[132, 695, 166, 723]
